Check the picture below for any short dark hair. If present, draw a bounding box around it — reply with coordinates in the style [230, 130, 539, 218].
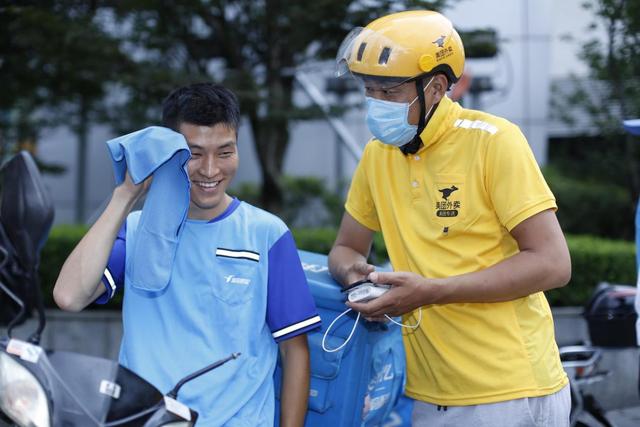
[161, 83, 240, 131]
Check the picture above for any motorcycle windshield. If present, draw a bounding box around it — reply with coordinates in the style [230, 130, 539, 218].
[39, 349, 164, 426]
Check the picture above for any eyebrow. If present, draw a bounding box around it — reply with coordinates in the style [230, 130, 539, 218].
[187, 141, 237, 150]
[218, 141, 237, 149]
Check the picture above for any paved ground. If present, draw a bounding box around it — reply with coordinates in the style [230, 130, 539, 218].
[606, 406, 640, 427]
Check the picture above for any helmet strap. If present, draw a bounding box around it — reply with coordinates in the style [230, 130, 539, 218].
[400, 78, 427, 155]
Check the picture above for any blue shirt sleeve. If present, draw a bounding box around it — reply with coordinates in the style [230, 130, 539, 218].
[267, 230, 321, 342]
[94, 222, 126, 304]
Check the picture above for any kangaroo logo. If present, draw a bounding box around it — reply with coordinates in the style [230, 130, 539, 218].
[438, 185, 458, 201]
[432, 35, 447, 48]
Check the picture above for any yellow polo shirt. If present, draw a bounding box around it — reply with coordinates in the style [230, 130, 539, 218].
[345, 95, 568, 405]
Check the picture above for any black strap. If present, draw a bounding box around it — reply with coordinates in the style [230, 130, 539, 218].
[400, 78, 427, 155]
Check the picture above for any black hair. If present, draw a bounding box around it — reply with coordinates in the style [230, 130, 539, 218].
[161, 82, 240, 131]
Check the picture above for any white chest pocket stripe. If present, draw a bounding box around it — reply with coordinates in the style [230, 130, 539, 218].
[216, 248, 260, 262]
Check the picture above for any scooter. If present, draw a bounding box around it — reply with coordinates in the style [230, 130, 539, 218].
[558, 281, 639, 427]
[0, 151, 239, 427]
[560, 345, 615, 427]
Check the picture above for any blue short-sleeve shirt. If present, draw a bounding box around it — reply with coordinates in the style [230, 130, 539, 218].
[96, 198, 321, 426]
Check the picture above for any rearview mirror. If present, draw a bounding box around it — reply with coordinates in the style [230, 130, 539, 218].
[0, 151, 54, 272]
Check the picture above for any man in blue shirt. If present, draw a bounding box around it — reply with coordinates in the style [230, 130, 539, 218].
[53, 83, 321, 426]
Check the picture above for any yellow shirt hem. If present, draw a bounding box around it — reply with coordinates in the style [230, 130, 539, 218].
[404, 376, 569, 407]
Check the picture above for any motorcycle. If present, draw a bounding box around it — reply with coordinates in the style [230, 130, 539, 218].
[0, 151, 239, 427]
[560, 282, 638, 427]
[561, 345, 614, 427]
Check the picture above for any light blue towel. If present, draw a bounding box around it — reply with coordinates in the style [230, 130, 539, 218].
[106, 126, 191, 292]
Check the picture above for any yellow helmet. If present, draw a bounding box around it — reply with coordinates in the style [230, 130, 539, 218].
[336, 10, 465, 86]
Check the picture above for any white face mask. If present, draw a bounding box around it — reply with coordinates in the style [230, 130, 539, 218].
[365, 77, 435, 147]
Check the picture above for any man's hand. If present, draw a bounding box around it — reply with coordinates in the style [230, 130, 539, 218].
[343, 261, 376, 287]
[114, 172, 151, 204]
[328, 212, 375, 286]
[347, 271, 433, 318]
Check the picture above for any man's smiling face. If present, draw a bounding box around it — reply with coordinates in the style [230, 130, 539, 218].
[180, 122, 238, 220]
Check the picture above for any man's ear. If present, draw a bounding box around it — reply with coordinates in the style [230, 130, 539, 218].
[431, 74, 448, 102]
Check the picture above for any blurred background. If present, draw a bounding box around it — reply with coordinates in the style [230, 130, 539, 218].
[1, 0, 636, 225]
[3, 1, 640, 423]
[1, 0, 640, 302]
[3, 0, 640, 307]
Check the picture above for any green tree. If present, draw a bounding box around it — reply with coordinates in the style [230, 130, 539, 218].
[0, 3, 132, 222]
[549, 0, 640, 239]
[106, 0, 457, 213]
[551, 0, 640, 205]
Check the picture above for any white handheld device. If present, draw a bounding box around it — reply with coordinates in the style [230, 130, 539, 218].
[342, 280, 391, 303]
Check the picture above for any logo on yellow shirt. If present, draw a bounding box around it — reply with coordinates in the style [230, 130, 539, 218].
[436, 185, 461, 218]
[438, 185, 458, 200]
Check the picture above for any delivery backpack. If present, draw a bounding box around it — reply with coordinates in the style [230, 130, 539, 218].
[274, 250, 406, 426]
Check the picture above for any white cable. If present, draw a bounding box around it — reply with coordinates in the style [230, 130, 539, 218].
[322, 308, 360, 353]
[322, 306, 423, 353]
[384, 307, 422, 329]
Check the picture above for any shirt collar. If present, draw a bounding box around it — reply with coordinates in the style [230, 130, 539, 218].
[207, 197, 241, 223]
[417, 95, 460, 152]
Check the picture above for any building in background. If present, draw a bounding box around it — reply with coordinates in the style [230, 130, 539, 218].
[35, 0, 601, 225]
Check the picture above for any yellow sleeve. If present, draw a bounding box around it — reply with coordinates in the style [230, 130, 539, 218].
[485, 123, 557, 231]
[344, 143, 381, 231]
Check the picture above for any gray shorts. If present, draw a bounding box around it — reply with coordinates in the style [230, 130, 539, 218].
[411, 384, 570, 427]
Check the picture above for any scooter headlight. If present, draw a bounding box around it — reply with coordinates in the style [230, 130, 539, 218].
[0, 352, 50, 427]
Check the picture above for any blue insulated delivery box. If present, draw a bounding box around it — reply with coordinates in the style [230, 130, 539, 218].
[274, 250, 406, 426]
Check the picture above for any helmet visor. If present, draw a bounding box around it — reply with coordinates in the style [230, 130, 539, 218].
[335, 27, 422, 89]
[335, 27, 365, 77]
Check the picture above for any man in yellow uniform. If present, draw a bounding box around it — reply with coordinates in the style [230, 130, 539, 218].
[328, 10, 571, 426]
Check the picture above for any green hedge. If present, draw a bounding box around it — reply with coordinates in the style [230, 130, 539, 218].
[292, 228, 388, 264]
[547, 235, 636, 306]
[543, 165, 635, 240]
[36, 226, 636, 308]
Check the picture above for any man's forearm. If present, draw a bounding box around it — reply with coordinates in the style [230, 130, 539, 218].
[328, 212, 375, 286]
[426, 210, 571, 304]
[279, 335, 310, 427]
[425, 246, 571, 305]
[53, 190, 135, 311]
[356, 247, 571, 319]
[329, 245, 363, 285]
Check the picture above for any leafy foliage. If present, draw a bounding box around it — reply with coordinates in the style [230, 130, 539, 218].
[230, 176, 344, 227]
[543, 163, 634, 239]
[102, 0, 457, 212]
[550, 0, 640, 212]
[37, 223, 634, 309]
[4, 1, 499, 217]
[546, 235, 636, 306]
[0, 3, 130, 159]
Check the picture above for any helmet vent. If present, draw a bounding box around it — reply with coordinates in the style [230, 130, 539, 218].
[357, 42, 367, 61]
[378, 47, 391, 65]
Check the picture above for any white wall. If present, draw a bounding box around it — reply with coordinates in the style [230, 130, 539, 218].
[445, 0, 553, 162]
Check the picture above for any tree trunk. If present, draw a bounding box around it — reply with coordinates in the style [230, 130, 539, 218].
[74, 98, 89, 224]
[252, 81, 292, 213]
[252, 0, 294, 214]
